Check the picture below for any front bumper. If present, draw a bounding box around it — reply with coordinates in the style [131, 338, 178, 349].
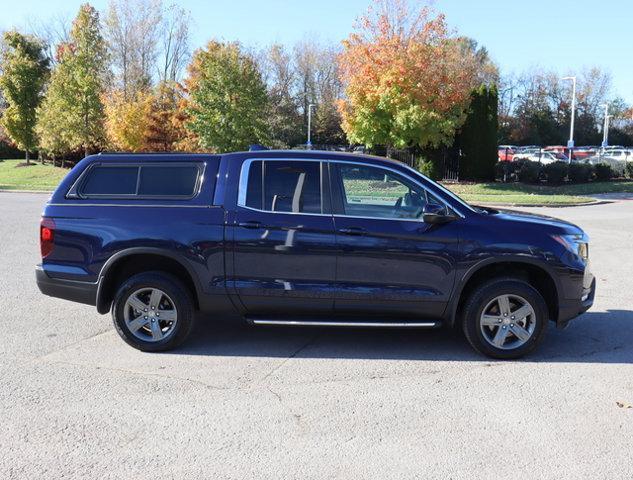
[557, 276, 596, 329]
[35, 265, 98, 306]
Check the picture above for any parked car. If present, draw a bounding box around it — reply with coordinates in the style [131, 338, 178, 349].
[498, 145, 516, 161]
[36, 151, 595, 359]
[571, 147, 596, 160]
[544, 145, 594, 161]
[599, 149, 633, 162]
[514, 150, 568, 164]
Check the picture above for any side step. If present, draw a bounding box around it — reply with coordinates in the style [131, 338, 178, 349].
[248, 318, 441, 328]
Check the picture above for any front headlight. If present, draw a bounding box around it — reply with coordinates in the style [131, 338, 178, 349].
[553, 234, 589, 262]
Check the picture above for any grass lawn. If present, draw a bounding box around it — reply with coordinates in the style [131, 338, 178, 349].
[446, 180, 633, 205]
[0, 159, 69, 191]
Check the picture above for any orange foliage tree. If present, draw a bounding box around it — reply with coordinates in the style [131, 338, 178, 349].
[103, 89, 152, 151]
[338, 0, 479, 150]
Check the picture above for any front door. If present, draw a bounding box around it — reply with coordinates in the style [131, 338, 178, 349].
[231, 159, 337, 315]
[330, 161, 460, 319]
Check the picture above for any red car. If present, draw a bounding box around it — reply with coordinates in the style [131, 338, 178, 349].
[498, 145, 516, 161]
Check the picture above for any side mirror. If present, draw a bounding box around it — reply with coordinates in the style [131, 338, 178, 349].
[422, 203, 455, 224]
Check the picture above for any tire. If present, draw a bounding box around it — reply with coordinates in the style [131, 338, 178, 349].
[461, 278, 548, 359]
[112, 271, 195, 352]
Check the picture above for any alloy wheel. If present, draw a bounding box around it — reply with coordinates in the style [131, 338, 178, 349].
[123, 288, 178, 342]
[479, 294, 536, 350]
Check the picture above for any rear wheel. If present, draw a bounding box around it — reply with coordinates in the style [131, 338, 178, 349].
[112, 271, 195, 352]
[462, 278, 548, 359]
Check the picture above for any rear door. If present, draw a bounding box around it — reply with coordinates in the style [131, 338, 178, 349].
[330, 161, 460, 319]
[230, 159, 337, 315]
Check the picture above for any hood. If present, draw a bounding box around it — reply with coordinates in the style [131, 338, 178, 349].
[482, 207, 583, 235]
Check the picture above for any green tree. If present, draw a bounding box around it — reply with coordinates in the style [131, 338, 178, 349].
[37, 4, 107, 158]
[0, 31, 50, 163]
[185, 41, 269, 152]
[457, 84, 499, 181]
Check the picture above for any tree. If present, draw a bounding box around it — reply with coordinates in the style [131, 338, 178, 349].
[105, 0, 162, 98]
[0, 31, 50, 163]
[337, 0, 479, 150]
[27, 13, 71, 67]
[185, 41, 269, 152]
[104, 89, 152, 151]
[143, 81, 188, 151]
[159, 4, 190, 83]
[457, 84, 498, 181]
[262, 44, 302, 148]
[499, 66, 614, 146]
[37, 4, 108, 158]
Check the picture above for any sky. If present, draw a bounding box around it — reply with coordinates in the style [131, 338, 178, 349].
[1, 0, 632, 102]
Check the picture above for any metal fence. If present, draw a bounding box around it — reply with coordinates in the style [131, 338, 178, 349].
[294, 144, 460, 181]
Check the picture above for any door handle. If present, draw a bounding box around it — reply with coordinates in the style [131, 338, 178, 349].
[238, 221, 263, 229]
[338, 227, 366, 236]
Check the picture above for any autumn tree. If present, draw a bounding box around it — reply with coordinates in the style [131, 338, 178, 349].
[0, 31, 50, 163]
[337, 0, 479, 150]
[143, 81, 188, 151]
[185, 41, 269, 152]
[104, 90, 152, 151]
[37, 4, 108, 158]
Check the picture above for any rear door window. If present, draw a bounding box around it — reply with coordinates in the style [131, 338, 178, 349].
[241, 160, 323, 214]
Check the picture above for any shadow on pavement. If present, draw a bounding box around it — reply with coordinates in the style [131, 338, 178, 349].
[177, 309, 633, 363]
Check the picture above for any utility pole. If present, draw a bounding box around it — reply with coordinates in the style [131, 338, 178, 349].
[307, 103, 315, 149]
[601, 103, 610, 148]
[562, 76, 576, 163]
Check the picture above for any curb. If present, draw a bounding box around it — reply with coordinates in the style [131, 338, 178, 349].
[477, 199, 612, 208]
[0, 189, 53, 194]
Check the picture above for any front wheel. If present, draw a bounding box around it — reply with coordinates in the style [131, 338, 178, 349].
[462, 279, 548, 359]
[112, 271, 195, 352]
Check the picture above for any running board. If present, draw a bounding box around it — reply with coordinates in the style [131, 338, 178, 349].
[248, 318, 441, 328]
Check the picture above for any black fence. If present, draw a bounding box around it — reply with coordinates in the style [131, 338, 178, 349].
[296, 144, 461, 181]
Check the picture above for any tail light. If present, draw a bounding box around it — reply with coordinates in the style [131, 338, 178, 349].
[40, 218, 55, 258]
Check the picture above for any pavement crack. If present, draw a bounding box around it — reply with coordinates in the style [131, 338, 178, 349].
[259, 334, 319, 383]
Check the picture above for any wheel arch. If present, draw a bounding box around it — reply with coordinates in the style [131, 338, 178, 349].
[448, 258, 561, 327]
[96, 248, 202, 314]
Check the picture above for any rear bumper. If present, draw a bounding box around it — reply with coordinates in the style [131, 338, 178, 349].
[557, 276, 596, 329]
[36, 265, 98, 307]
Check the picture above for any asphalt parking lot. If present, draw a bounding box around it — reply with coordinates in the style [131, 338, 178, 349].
[1, 192, 632, 479]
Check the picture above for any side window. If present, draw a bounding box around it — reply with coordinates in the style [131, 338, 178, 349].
[79, 163, 203, 198]
[336, 163, 442, 219]
[138, 165, 199, 196]
[81, 166, 139, 195]
[243, 160, 322, 214]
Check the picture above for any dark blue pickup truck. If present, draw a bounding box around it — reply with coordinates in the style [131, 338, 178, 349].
[36, 150, 595, 358]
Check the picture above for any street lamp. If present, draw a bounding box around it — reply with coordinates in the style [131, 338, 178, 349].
[307, 103, 315, 149]
[562, 76, 576, 163]
[601, 103, 610, 148]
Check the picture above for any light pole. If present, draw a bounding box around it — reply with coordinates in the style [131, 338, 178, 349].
[307, 103, 315, 149]
[562, 76, 576, 163]
[601, 103, 610, 148]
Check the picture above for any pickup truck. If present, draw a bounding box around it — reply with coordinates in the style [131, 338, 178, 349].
[36, 150, 595, 359]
